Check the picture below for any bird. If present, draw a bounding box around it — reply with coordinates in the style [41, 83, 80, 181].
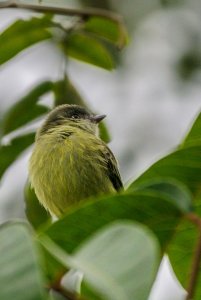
[29, 104, 123, 217]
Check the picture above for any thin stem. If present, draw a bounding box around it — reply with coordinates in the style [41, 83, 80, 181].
[185, 213, 201, 300]
[0, 0, 123, 23]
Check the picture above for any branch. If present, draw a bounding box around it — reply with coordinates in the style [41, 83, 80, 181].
[0, 0, 123, 23]
[185, 213, 201, 300]
[0, 1, 127, 48]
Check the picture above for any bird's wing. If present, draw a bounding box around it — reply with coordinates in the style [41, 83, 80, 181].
[102, 146, 123, 192]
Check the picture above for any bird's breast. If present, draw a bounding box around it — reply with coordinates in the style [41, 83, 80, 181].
[29, 130, 114, 217]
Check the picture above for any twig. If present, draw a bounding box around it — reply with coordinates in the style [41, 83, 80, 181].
[0, 0, 127, 48]
[0, 0, 123, 23]
[185, 213, 201, 300]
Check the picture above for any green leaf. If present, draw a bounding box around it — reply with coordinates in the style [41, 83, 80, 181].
[43, 188, 191, 253]
[168, 218, 198, 298]
[0, 222, 47, 300]
[61, 31, 114, 70]
[98, 121, 111, 143]
[128, 112, 201, 197]
[53, 76, 86, 107]
[49, 290, 67, 300]
[165, 112, 201, 299]
[132, 178, 193, 213]
[24, 184, 66, 290]
[181, 112, 201, 147]
[41, 222, 160, 300]
[128, 146, 201, 197]
[1, 81, 53, 136]
[25, 182, 51, 231]
[0, 16, 52, 65]
[0, 132, 35, 180]
[84, 16, 128, 48]
[127, 112, 201, 299]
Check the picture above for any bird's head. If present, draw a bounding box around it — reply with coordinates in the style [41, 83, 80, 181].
[37, 104, 106, 138]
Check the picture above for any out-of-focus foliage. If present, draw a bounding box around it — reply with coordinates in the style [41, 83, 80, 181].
[0, 222, 47, 300]
[42, 222, 160, 300]
[0, 1, 201, 300]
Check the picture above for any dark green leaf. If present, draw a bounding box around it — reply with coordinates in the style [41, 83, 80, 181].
[42, 222, 160, 300]
[53, 77, 86, 107]
[1, 81, 53, 136]
[132, 178, 193, 213]
[0, 222, 47, 300]
[61, 32, 114, 70]
[43, 189, 190, 253]
[0, 132, 35, 180]
[168, 218, 198, 298]
[0, 16, 52, 65]
[25, 182, 51, 231]
[84, 16, 128, 48]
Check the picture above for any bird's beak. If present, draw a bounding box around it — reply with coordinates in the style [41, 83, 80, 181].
[90, 114, 106, 123]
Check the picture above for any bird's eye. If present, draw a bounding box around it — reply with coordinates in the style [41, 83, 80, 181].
[71, 114, 79, 119]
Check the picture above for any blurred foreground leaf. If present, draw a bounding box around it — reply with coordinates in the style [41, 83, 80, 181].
[1, 81, 53, 136]
[0, 16, 52, 65]
[43, 185, 191, 254]
[0, 222, 47, 300]
[0, 132, 34, 180]
[42, 222, 160, 300]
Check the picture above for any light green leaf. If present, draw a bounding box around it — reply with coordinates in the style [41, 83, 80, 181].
[49, 290, 67, 300]
[61, 31, 114, 70]
[84, 16, 128, 48]
[0, 16, 52, 65]
[0, 222, 47, 300]
[99, 121, 111, 143]
[42, 222, 160, 300]
[0, 132, 35, 180]
[1, 81, 53, 136]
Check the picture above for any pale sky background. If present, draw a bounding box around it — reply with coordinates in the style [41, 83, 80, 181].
[0, 1, 201, 299]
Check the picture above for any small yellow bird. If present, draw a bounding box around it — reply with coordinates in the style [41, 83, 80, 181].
[29, 104, 123, 217]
